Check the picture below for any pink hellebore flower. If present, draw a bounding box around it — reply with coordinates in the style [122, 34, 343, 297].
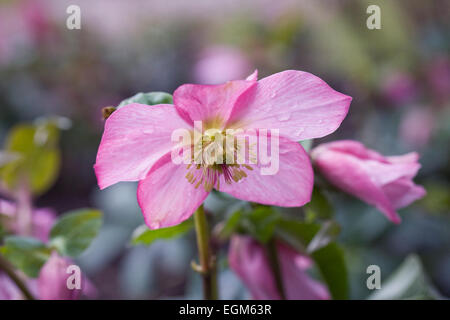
[228, 236, 330, 300]
[311, 141, 426, 223]
[0, 199, 56, 242]
[38, 252, 94, 300]
[95, 70, 351, 229]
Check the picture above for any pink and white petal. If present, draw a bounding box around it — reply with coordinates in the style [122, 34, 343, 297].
[314, 150, 401, 223]
[382, 177, 426, 209]
[94, 103, 192, 190]
[217, 135, 313, 207]
[227, 70, 351, 141]
[137, 153, 209, 229]
[173, 80, 256, 129]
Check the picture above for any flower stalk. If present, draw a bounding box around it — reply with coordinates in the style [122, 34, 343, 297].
[266, 238, 286, 300]
[0, 254, 35, 300]
[193, 204, 218, 300]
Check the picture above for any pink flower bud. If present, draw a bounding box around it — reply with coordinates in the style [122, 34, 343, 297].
[311, 140, 426, 223]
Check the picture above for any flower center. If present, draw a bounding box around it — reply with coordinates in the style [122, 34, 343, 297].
[184, 129, 253, 192]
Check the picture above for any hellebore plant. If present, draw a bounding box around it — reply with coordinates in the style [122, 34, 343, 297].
[95, 69, 352, 299]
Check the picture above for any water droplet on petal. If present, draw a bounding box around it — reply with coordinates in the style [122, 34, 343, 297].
[151, 221, 161, 229]
[295, 128, 305, 136]
[277, 113, 291, 121]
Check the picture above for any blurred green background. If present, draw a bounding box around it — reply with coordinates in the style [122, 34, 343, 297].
[0, 0, 449, 299]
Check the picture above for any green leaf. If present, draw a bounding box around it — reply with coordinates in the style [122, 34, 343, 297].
[368, 255, 441, 300]
[304, 187, 334, 221]
[1, 123, 61, 195]
[276, 219, 319, 250]
[117, 92, 173, 109]
[306, 221, 341, 253]
[49, 209, 102, 257]
[0, 236, 51, 277]
[244, 206, 281, 244]
[311, 243, 348, 300]
[218, 210, 243, 240]
[276, 219, 348, 299]
[131, 219, 193, 246]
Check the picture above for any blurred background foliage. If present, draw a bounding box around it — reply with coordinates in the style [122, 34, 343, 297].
[0, 0, 449, 299]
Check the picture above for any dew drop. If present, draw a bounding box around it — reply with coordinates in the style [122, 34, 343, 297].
[277, 113, 291, 121]
[295, 128, 305, 136]
[151, 221, 161, 229]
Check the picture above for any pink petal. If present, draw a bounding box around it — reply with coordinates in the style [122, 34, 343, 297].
[364, 157, 421, 186]
[228, 236, 279, 299]
[382, 177, 426, 209]
[94, 103, 192, 189]
[217, 134, 313, 207]
[137, 153, 209, 229]
[38, 252, 80, 300]
[229, 236, 330, 300]
[312, 145, 401, 223]
[246, 69, 258, 81]
[227, 70, 351, 141]
[278, 242, 330, 300]
[314, 140, 387, 162]
[173, 80, 256, 129]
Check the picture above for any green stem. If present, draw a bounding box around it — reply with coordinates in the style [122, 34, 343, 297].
[0, 254, 35, 300]
[266, 239, 286, 300]
[193, 204, 218, 300]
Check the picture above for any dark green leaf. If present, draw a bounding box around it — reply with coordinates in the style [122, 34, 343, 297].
[49, 209, 102, 257]
[218, 210, 243, 240]
[117, 92, 173, 109]
[131, 219, 193, 246]
[312, 243, 348, 300]
[244, 206, 281, 243]
[306, 220, 341, 253]
[0, 236, 51, 278]
[304, 187, 334, 221]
